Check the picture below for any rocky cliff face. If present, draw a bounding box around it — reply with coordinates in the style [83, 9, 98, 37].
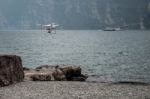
[0, 0, 150, 29]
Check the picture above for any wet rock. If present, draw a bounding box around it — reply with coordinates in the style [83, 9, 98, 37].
[72, 77, 87, 81]
[71, 74, 88, 81]
[0, 55, 24, 86]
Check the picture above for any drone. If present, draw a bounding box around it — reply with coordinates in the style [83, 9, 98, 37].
[38, 23, 59, 33]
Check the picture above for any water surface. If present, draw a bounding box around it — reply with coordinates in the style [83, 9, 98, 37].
[0, 30, 150, 82]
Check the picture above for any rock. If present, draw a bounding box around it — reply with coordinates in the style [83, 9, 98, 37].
[52, 69, 66, 81]
[72, 77, 87, 81]
[24, 64, 88, 81]
[59, 65, 82, 80]
[30, 73, 51, 81]
[36, 65, 59, 70]
[0, 55, 24, 86]
[69, 74, 88, 81]
[60, 65, 81, 75]
[24, 69, 54, 81]
[23, 67, 31, 71]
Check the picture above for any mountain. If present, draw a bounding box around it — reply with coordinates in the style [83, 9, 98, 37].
[0, 0, 150, 29]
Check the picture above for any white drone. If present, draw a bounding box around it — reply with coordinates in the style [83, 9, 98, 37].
[38, 23, 59, 33]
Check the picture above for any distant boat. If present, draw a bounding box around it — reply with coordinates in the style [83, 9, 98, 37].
[103, 27, 121, 31]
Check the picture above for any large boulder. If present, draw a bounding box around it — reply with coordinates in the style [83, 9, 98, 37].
[24, 65, 88, 81]
[0, 55, 24, 86]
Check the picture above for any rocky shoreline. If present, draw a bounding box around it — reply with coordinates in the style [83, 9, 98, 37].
[1, 55, 150, 99]
[0, 55, 88, 87]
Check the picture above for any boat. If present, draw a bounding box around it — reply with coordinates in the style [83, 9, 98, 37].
[103, 27, 121, 31]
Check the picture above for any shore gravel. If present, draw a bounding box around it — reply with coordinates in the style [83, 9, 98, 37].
[0, 81, 150, 99]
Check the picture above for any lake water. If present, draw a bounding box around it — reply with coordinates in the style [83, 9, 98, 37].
[0, 30, 150, 83]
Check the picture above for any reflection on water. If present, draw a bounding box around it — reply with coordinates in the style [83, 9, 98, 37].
[0, 30, 150, 82]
